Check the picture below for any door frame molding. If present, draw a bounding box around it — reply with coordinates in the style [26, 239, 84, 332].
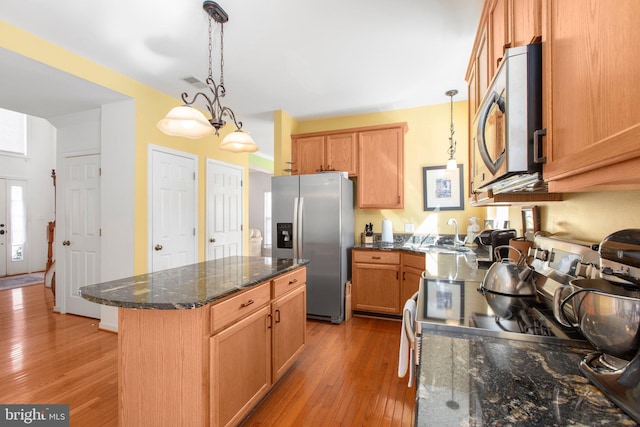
[147, 145, 198, 272]
[205, 158, 245, 260]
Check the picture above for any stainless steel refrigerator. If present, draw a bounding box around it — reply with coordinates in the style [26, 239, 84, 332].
[272, 172, 354, 324]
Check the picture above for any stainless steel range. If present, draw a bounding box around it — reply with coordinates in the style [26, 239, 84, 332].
[416, 234, 600, 345]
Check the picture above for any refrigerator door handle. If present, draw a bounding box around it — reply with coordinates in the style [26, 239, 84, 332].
[297, 197, 304, 259]
[293, 197, 299, 259]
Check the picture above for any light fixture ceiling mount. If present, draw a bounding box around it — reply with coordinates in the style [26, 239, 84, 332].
[157, 1, 258, 153]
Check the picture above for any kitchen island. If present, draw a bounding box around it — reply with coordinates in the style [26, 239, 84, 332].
[416, 329, 635, 425]
[80, 256, 308, 427]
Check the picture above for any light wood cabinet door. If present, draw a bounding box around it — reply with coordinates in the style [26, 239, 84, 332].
[210, 305, 271, 427]
[510, 0, 541, 47]
[541, 0, 640, 191]
[292, 135, 325, 175]
[402, 266, 422, 306]
[401, 253, 424, 304]
[272, 284, 306, 382]
[358, 127, 404, 209]
[326, 132, 357, 176]
[475, 24, 490, 107]
[352, 251, 401, 315]
[488, 0, 510, 79]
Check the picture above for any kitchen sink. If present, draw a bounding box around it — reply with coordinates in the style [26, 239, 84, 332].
[401, 244, 473, 254]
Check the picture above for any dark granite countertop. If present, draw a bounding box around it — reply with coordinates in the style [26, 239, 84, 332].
[79, 256, 309, 310]
[416, 329, 636, 426]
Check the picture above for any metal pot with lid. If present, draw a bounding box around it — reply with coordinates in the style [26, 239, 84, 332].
[479, 245, 537, 319]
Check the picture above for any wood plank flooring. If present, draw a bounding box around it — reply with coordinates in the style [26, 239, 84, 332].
[0, 284, 415, 426]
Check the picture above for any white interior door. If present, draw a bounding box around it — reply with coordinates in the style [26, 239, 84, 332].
[63, 154, 101, 318]
[151, 148, 197, 272]
[0, 179, 6, 277]
[206, 160, 243, 260]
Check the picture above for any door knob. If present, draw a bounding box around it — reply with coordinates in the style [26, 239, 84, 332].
[155, 244, 163, 251]
[62, 240, 70, 246]
[209, 238, 216, 243]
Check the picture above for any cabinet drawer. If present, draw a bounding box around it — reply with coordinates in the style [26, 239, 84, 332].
[403, 252, 425, 270]
[272, 267, 306, 299]
[211, 282, 270, 333]
[353, 250, 400, 264]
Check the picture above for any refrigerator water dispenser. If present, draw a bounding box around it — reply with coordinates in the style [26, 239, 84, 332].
[277, 223, 293, 249]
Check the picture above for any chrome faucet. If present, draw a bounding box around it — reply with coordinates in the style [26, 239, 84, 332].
[447, 218, 465, 248]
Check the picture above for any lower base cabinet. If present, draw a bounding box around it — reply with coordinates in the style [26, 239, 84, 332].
[210, 305, 272, 427]
[352, 250, 401, 315]
[272, 285, 307, 382]
[210, 269, 307, 427]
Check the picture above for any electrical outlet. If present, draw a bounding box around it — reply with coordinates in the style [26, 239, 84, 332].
[404, 223, 414, 232]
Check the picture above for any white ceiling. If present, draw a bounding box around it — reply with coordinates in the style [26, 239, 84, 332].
[0, 0, 483, 159]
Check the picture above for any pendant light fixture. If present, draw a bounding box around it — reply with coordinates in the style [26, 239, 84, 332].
[445, 89, 458, 170]
[157, 1, 258, 153]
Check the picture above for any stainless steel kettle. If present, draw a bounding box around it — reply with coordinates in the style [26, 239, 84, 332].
[480, 245, 536, 296]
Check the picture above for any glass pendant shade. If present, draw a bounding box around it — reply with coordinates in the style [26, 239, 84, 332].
[157, 106, 215, 139]
[219, 129, 259, 153]
[446, 158, 457, 170]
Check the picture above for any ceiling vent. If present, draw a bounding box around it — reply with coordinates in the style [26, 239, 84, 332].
[183, 76, 208, 89]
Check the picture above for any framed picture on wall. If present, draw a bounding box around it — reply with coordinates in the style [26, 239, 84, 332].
[423, 165, 464, 211]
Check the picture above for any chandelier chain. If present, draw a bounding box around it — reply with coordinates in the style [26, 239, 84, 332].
[220, 24, 225, 87]
[207, 16, 213, 79]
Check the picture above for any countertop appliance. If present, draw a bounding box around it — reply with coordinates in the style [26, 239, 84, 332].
[272, 172, 354, 324]
[475, 228, 517, 264]
[471, 42, 544, 194]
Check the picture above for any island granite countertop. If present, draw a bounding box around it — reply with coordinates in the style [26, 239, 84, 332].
[417, 328, 636, 426]
[79, 256, 309, 310]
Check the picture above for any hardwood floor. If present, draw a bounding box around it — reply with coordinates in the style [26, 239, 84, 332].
[0, 284, 415, 426]
[243, 318, 416, 426]
[0, 284, 118, 426]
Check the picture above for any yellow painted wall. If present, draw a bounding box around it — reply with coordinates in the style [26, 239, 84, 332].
[276, 102, 486, 242]
[273, 110, 297, 176]
[1, 20, 251, 274]
[507, 190, 640, 243]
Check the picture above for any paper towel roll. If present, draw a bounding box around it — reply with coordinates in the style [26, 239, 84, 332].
[381, 219, 393, 244]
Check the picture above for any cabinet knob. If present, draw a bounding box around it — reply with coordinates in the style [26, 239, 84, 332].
[62, 240, 70, 246]
[154, 244, 163, 251]
[209, 238, 216, 243]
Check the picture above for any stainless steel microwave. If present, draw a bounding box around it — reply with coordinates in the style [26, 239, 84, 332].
[471, 43, 544, 194]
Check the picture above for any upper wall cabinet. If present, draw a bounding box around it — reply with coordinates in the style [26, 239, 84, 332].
[290, 123, 407, 209]
[358, 126, 406, 209]
[488, 0, 510, 78]
[291, 132, 357, 176]
[466, 0, 540, 134]
[540, 0, 640, 191]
